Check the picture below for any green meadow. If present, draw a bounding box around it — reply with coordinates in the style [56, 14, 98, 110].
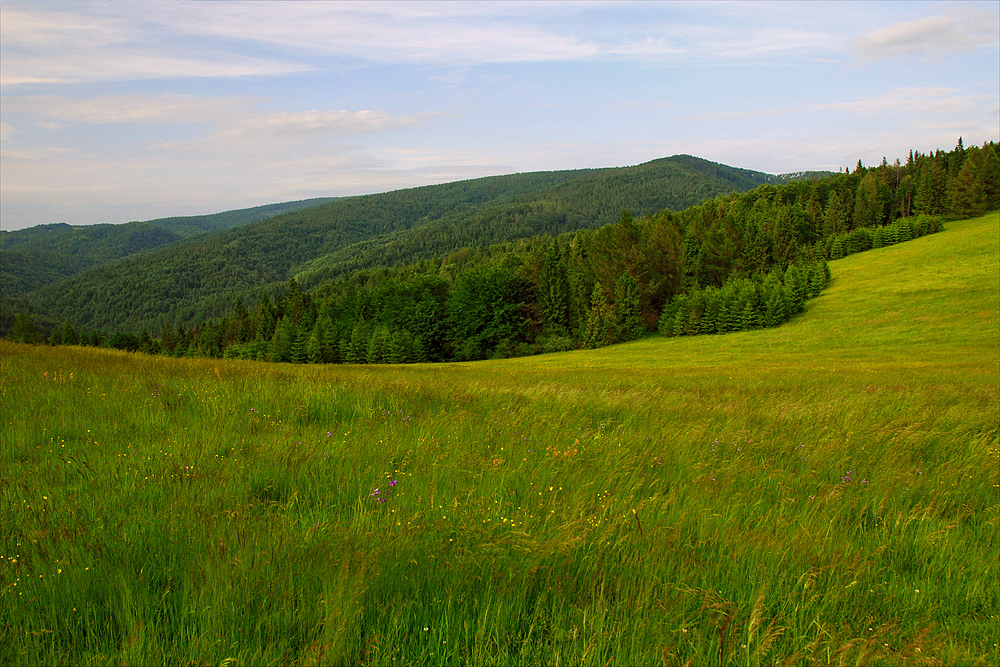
[2, 212, 998, 666]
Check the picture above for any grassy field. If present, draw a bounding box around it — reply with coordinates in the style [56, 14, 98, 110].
[2, 212, 998, 666]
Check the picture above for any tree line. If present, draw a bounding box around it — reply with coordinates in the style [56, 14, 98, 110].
[8, 140, 996, 360]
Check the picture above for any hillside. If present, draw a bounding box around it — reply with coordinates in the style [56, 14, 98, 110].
[2, 212, 996, 665]
[19, 155, 789, 333]
[0, 198, 337, 298]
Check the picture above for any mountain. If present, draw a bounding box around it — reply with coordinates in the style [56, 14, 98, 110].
[9, 156, 825, 333]
[0, 198, 337, 297]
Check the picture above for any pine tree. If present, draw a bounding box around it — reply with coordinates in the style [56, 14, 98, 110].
[763, 284, 787, 328]
[947, 158, 988, 218]
[872, 225, 886, 249]
[348, 323, 370, 363]
[830, 236, 845, 260]
[853, 172, 882, 228]
[367, 326, 390, 364]
[290, 322, 307, 364]
[270, 315, 294, 363]
[306, 322, 323, 364]
[615, 272, 644, 342]
[914, 159, 945, 214]
[585, 284, 618, 348]
[58, 321, 75, 345]
[822, 191, 847, 237]
[976, 143, 1000, 209]
[539, 240, 572, 335]
[11, 312, 41, 344]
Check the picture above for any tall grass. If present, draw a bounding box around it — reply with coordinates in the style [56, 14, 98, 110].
[2, 213, 998, 666]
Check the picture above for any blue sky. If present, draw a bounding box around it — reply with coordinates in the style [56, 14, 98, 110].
[1, 1, 998, 231]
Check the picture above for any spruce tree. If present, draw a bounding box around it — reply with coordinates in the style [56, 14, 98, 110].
[823, 193, 847, 237]
[830, 236, 845, 260]
[585, 284, 618, 348]
[976, 143, 1000, 209]
[306, 322, 323, 364]
[853, 172, 882, 228]
[62, 321, 78, 345]
[947, 158, 988, 218]
[615, 272, 644, 342]
[270, 316, 294, 363]
[539, 241, 572, 335]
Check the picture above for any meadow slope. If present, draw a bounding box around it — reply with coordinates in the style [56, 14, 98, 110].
[1, 212, 997, 666]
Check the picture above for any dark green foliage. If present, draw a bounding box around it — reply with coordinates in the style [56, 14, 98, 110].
[947, 158, 988, 218]
[8, 142, 988, 362]
[11, 312, 42, 344]
[584, 284, 618, 348]
[0, 199, 335, 302]
[448, 259, 531, 360]
[539, 241, 572, 335]
[614, 272, 644, 342]
[13, 156, 795, 335]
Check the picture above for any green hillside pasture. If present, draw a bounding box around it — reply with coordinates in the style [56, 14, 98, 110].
[1, 213, 997, 666]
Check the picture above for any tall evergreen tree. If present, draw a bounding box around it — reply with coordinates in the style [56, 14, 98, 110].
[539, 240, 572, 335]
[615, 272, 644, 342]
[947, 157, 988, 218]
[584, 284, 618, 348]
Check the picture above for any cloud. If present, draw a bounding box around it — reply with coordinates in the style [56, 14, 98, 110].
[0, 5, 312, 85]
[685, 87, 991, 123]
[854, 6, 1000, 60]
[2, 94, 254, 125]
[151, 109, 442, 157]
[167, 2, 602, 65]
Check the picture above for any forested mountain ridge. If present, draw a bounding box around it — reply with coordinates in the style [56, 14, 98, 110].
[12, 155, 794, 333]
[0, 197, 337, 299]
[291, 155, 796, 288]
[9, 140, 996, 364]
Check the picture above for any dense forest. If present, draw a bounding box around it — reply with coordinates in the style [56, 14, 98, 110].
[7, 140, 998, 362]
[0, 198, 336, 298]
[2, 155, 810, 336]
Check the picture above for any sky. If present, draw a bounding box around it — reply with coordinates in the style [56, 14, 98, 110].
[1, 1, 998, 231]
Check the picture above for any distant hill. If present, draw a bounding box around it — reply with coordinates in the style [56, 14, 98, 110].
[14, 155, 793, 333]
[0, 198, 337, 297]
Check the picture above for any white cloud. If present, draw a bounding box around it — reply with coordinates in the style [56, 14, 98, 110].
[684, 87, 992, 123]
[165, 2, 602, 65]
[150, 109, 442, 158]
[2, 94, 254, 125]
[854, 6, 1000, 60]
[0, 5, 312, 85]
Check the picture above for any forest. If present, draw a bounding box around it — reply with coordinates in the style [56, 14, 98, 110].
[1, 155, 805, 336]
[7, 140, 999, 364]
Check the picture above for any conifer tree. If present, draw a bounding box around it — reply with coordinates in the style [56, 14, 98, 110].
[306, 322, 323, 364]
[822, 191, 847, 237]
[348, 322, 370, 363]
[615, 272, 644, 342]
[367, 326, 390, 364]
[853, 172, 882, 228]
[63, 320, 79, 345]
[947, 158, 988, 218]
[976, 143, 1000, 209]
[830, 236, 845, 260]
[11, 312, 41, 344]
[914, 159, 945, 214]
[270, 315, 294, 363]
[539, 240, 572, 335]
[585, 284, 618, 347]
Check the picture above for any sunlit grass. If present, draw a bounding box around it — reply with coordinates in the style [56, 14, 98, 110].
[1, 212, 998, 666]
